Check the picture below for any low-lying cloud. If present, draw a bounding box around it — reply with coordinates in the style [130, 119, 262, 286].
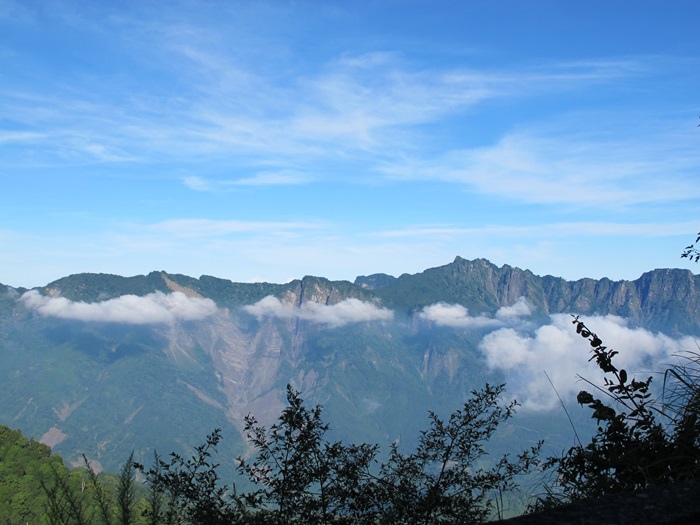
[243, 296, 393, 327]
[418, 297, 532, 329]
[20, 290, 218, 324]
[479, 314, 697, 411]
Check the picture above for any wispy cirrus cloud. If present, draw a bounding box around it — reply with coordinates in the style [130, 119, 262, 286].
[383, 124, 700, 207]
[372, 221, 699, 239]
[183, 171, 311, 192]
[146, 218, 324, 238]
[0, 130, 44, 145]
[0, 8, 658, 176]
[2, 2, 698, 290]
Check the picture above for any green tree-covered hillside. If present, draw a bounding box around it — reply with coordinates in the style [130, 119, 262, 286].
[0, 424, 70, 523]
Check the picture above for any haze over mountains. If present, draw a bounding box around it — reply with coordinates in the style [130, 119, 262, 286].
[1, 257, 698, 474]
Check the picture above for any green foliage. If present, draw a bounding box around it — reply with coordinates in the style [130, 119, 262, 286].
[538, 317, 700, 506]
[117, 452, 138, 525]
[84, 454, 117, 524]
[373, 257, 512, 314]
[0, 310, 244, 476]
[42, 454, 155, 525]
[377, 383, 542, 524]
[43, 272, 170, 302]
[147, 384, 541, 524]
[353, 273, 397, 291]
[0, 425, 70, 524]
[238, 385, 380, 524]
[140, 452, 173, 525]
[0, 424, 163, 525]
[143, 431, 244, 525]
[170, 274, 286, 308]
[41, 464, 93, 525]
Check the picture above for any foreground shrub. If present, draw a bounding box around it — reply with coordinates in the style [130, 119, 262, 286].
[537, 316, 700, 506]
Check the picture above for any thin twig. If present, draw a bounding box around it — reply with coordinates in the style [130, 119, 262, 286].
[544, 370, 582, 447]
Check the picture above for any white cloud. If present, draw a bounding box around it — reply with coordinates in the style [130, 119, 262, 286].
[146, 218, 323, 237]
[384, 125, 700, 207]
[20, 290, 217, 324]
[479, 314, 697, 411]
[1, 18, 657, 172]
[232, 171, 311, 186]
[496, 296, 532, 319]
[182, 176, 214, 191]
[243, 296, 393, 327]
[418, 297, 532, 329]
[372, 221, 699, 239]
[183, 171, 310, 192]
[288, 57, 644, 151]
[0, 130, 44, 144]
[418, 303, 500, 329]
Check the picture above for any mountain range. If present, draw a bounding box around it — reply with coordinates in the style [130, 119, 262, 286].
[1, 256, 698, 475]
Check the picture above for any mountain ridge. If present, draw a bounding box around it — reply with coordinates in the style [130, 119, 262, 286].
[4, 255, 697, 314]
[5, 257, 698, 337]
[1, 257, 697, 474]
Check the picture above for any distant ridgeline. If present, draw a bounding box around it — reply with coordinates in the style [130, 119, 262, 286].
[0, 257, 698, 476]
[11, 256, 698, 332]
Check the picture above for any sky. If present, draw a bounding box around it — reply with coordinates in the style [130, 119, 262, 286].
[1, 0, 699, 289]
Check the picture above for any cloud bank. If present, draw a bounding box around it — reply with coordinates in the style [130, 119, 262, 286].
[479, 314, 697, 411]
[416, 300, 695, 412]
[20, 290, 218, 324]
[243, 296, 393, 327]
[418, 297, 532, 329]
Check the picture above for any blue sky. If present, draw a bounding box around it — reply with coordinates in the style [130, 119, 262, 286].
[1, 0, 699, 288]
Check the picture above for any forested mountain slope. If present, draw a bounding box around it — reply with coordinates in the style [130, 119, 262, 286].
[0, 257, 696, 474]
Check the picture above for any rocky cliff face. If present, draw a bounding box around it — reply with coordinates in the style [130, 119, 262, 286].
[281, 276, 374, 306]
[374, 257, 699, 335]
[28, 260, 698, 334]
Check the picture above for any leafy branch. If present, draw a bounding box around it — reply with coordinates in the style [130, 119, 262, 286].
[681, 232, 700, 263]
[538, 316, 700, 507]
[572, 316, 655, 428]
